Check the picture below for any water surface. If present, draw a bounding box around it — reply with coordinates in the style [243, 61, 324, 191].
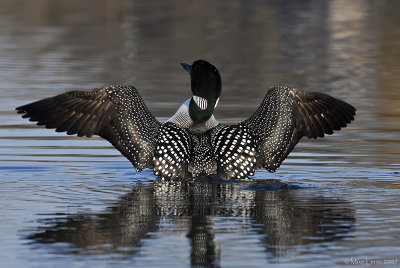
[1, 0, 400, 267]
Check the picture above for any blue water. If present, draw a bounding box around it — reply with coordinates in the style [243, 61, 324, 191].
[1, 0, 400, 267]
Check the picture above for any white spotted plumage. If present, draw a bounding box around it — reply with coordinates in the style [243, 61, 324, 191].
[212, 125, 257, 179]
[153, 123, 190, 179]
[17, 62, 355, 181]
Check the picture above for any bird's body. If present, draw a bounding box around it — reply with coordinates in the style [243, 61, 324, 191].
[16, 60, 356, 180]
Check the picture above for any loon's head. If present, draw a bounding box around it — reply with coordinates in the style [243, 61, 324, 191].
[180, 60, 221, 123]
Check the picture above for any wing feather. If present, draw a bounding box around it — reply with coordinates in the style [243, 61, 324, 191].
[16, 85, 161, 171]
[242, 86, 356, 172]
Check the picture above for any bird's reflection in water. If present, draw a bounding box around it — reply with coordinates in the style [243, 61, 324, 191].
[27, 178, 355, 265]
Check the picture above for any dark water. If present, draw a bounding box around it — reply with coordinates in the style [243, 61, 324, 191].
[1, 0, 400, 267]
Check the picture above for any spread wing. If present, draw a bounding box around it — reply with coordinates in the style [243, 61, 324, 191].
[241, 86, 356, 172]
[16, 85, 161, 171]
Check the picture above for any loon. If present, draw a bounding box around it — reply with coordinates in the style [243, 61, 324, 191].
[16, 60, 356, 180]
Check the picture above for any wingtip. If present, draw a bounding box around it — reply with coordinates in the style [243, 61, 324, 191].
[15, 105, 25, 113]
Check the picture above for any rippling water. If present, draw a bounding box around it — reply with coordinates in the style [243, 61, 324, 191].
[1, 0, 400, 267]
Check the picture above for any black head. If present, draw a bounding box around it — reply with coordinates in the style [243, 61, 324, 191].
[180, 60, 221, 123]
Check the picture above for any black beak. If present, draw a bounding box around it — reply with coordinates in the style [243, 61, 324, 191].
[180, 62, 192, 76]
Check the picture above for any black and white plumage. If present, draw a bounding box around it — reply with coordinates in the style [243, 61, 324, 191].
[16, 60, 356, 180]
[16, 85, 160, 172]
